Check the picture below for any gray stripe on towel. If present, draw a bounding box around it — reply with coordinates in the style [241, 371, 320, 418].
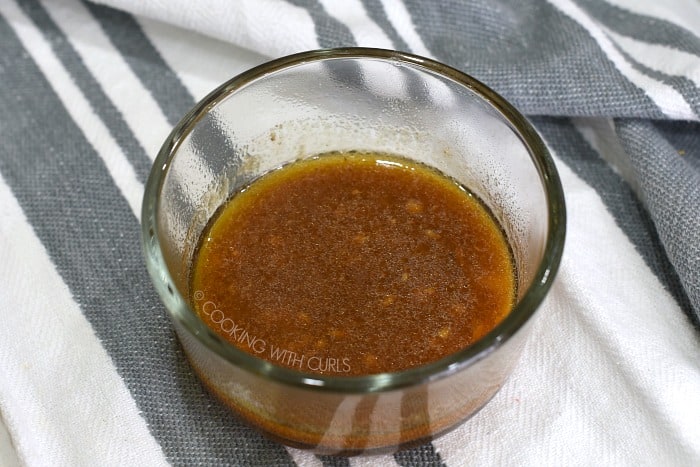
[614, 46, 699, 118]
[16, 0, 152, 184]
[0, 10, 296, 466]
[614, 119, 700, 320]
[532, 117, 696, 324]
[577, 0, 700, 56]
[395, 442, 446, 466]
[286, 0, 357, 48]
[400, 0, 666, 119]
[82, 0, 196, 126]
[360, 0, 412, 52]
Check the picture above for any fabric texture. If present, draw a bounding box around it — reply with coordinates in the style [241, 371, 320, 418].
[0, 0, 698, 465]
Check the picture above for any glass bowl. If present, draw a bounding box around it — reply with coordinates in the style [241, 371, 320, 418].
[141, 48, 566, 455]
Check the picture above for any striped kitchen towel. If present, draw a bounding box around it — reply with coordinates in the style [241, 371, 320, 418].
[0, 0, 698, 465]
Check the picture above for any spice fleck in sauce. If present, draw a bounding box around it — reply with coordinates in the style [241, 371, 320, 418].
[191, 152, 515, 375]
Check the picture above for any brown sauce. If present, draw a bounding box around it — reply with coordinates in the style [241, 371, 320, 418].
[190, 152, 515, 375]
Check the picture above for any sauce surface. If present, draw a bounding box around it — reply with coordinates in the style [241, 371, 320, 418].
[191, 152, 515, 375]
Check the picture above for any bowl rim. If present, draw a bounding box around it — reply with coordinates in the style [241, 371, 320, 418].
[141, 47, 566, 393]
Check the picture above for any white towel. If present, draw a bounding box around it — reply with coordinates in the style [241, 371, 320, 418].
[0, 0, 698, 465]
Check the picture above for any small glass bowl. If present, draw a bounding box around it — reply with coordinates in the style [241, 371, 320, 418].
[141, 48, 566, 455]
